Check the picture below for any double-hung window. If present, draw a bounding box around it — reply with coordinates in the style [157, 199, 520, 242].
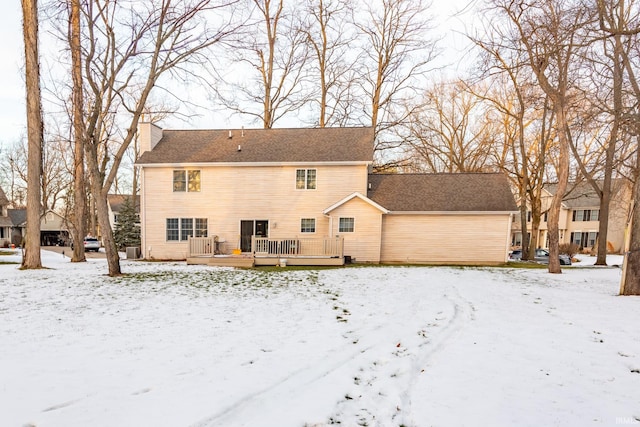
[166, 218, 180, 241]
[339, 217, 355, 233]
[181, 218, 194, 241]
[296, 169, 316, 190]
[173, 170, 201, 192]
[166, 217, 208, 241]
[301, 218, 316, 233]
[572, 209, 599, 222]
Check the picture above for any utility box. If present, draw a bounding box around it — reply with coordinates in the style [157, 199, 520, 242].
[126, 246, 141, 260]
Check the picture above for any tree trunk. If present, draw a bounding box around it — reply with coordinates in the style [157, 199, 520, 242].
[86, 141, 121, 276]
[70, 0, 86, 263]
[21, 0, 43, 269]
[529, 197, 542, 254]
[548, 108, 570, 274]
[620, 140, 640, 295]
[621, 209, 640, 294]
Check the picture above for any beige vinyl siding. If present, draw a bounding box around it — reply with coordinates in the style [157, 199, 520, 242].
[381, 214, 511, 265]
[141, 164, 368, 259]
[328, 198, 383, 263]
[40, 212, 65, 232]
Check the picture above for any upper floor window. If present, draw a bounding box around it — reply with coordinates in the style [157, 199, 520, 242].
[173, 170, 201, 192]
[301, 218, 316, 233]
[296, 169, 316, 190]
[572, 209, 599, 222]
[339, 217, 355, 233]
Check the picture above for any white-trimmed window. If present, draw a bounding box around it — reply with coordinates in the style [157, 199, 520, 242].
[166, 218, 179, 241]
[173, 170, 201, 192]
[166, 217, 208, 241]
[195, 218, 208, 237]
[296, 169, 317, 190]
[339, 217, 355, 233]
[181, 218, 193, 241]
[572, 209, 599, 222]
[301, 218, 316, 233]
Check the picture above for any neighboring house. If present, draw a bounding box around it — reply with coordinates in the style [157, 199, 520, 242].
[107, 194, 140, 230]
[0, 186, 11, 247]
[40, 210, 70, 246]
[1, 186, 71, 247]
[7, 209, 26, 246]
[136, 123, 517, 265]
[511, 179, 632, 253]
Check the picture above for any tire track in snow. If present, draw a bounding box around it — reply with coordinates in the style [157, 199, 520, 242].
[189, 337, 378, 427]
[327, 284, 476, 426]
[396, 285, 476, 425]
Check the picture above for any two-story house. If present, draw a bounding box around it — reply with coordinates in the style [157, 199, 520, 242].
[511, 179, 632, 253]
[136, 123, 517, 265]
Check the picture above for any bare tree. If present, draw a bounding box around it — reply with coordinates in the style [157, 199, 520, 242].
[496, 0, 591, 273]
[215, 0, 309, 128]
[4, 134, 72, 214]
[353, 0, 437, 169]
[302, 0, 359, 127]
[73, 0, 240, 276]
[21, 0, 43, 269]
[69, 0, 86, 262]
[406, 80, 495, 173]
[593, 0, 640, 294]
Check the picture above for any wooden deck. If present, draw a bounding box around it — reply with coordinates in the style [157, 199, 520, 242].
[186, 236, 345, 267]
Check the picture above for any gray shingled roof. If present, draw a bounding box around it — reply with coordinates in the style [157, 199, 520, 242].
[8, 209, 26, 226]
[367, 173, 517, 212]
[107, 194, 140, 213]
[137, 127, 375, 164]
[546, 180, 628, 209]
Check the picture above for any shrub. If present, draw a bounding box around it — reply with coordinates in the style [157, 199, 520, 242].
[559, 243, 580, 258]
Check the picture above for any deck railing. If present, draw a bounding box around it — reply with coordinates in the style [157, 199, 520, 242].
[253, 236, 343, 258]
[189, 236, 344, 258]
[188, 236, 217, 256]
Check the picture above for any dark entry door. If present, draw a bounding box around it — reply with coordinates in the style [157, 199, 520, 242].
[240, 220, 268, 252]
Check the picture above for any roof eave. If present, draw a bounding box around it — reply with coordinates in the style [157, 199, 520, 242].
[387, 210, 517, 215]
[137, 161, 373, 168]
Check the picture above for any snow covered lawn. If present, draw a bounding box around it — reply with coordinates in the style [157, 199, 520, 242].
[1, 250, 639, 427]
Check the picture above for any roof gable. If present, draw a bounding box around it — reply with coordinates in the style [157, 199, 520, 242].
[137, 127, 375, 165]
[8, 209, 27, 226]
[545, 179, 630, 209]
[367, 173, 517, 212]
[323, 192, 389, 215]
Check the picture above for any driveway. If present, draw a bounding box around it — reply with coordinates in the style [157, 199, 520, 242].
[43, 246, 106, 259]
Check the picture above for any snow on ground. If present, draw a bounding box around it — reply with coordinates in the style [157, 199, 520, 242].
[0, 249, 639, 427]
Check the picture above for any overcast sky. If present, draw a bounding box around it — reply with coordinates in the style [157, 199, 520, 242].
[0, 0, 477, 150]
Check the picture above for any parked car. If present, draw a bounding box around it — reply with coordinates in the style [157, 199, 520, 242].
[509, 248, 572, 265]
[71, 237, 101, 252]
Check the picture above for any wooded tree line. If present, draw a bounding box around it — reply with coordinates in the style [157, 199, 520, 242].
[6, 0, 640, 293]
